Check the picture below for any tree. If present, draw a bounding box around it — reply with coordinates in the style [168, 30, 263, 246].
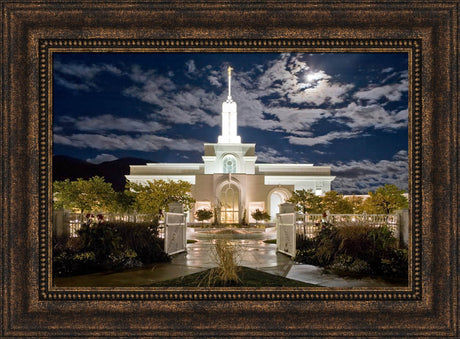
[53, 176, 116, 213]
[251, 209, 270, 225]
[321, 191, 354, 214]
[195, 209, 213, 226]
[363, 184, 408, 214]
[288, 189, 323, 214]
[111, 189, 137, 213]
[343, 195, 365, 214]
[128, 179, 195, 214]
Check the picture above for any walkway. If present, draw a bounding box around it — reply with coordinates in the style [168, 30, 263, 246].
[149, 227, 400, 288]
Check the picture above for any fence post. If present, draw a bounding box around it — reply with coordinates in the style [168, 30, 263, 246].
[396, 209, 409, 247]
[164, 202, 187, 255]
[53, 209, 70, 238]
[168, 202, 184, 213]
[279, 202, 295, 214]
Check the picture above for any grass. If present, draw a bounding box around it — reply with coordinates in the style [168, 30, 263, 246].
[210, 239, 240, 284]
[187, 239, 197, 244]
[263, 239, 277, 244]
[148, 266, 318, 287]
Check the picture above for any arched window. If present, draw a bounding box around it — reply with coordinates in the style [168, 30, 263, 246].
[269, 189, 291, 222]
[222, 154, 237, 173]
[220, 185, 239, 223]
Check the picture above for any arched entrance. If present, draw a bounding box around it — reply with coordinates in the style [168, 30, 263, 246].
[268, 188, 291, 222]
[220, 184, 239, 224]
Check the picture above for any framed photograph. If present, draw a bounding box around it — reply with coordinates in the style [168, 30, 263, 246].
[2, 1, 458, 337]
[51, 51, 410, 291]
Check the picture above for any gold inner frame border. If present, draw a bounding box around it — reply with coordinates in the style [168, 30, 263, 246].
[38, 38, 422, 301]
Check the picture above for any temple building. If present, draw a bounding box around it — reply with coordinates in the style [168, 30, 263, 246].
[126, 67, 335, 224]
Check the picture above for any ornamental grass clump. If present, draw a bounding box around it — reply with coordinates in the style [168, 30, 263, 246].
[202, 239, 241, 286]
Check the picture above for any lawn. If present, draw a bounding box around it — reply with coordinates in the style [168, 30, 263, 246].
[148, 266, 318, 287]
[54, 265, 319, 287]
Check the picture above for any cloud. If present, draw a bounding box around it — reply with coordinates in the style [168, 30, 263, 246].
[288, 79, 354, 106]
[354, 72, 408, 103]
[86, 153, 118, 164]
[257, 54, 354, 106]
[334, 103, 408, 130]
[53, 133, 204, 152]
[58, 114, 165, 133]
[54, 61, 122, 91]
[55, 54, 407, 153]
[124, 65, 177, 105]
[255, 147, 293, 163]
[208, 75, 222, 87]
[313, 150, 329, 155]
[123, 65, 221, 127]
[119, 54, 379, 142]
[55, 77, 93, 91]
[287, 131, 362, 146]
[185, 59, 197, 75]
[329, 150, 408, 194]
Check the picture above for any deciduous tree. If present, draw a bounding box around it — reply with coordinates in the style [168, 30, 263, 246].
[343, 195, 365, 214]
[53, 176, 116, 213]
[321, 191, 354, 214]
[128, 179, 195, 214]
[363, 184, 408, 214]
[251, 209, 270, 225]
[288, 189, 323, 214]
[195, 209, 213, 226]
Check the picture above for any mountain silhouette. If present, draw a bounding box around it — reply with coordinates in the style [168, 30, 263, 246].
[53, 155, 153, 191]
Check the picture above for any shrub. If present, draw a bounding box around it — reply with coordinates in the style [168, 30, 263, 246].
[76, 222, 123, 264]
[195, 209, 213, 226]
[380, 248, 408, 279]
[53, 219, 169, 277]
[111, 221, 169, 264]
[53, 250, 98, 277]
[329, 255, 371, 276]
[294, 221, 407, 281]
[251, 209, 270, 225]
[336, 223, 373, 259]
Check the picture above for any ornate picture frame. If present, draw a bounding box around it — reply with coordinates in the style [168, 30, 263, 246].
[2, 1, 458, 337]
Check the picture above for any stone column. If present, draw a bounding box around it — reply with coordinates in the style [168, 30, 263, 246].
[53, 209, 70, 238]
[396, 209, 409, 247]
[168, 202, 184, 213]
[279, 202, 296, 214]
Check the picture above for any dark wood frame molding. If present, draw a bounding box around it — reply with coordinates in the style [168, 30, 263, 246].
[1, 1, 458, 337]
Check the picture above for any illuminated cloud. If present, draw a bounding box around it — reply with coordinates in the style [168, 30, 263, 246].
[54, 133, 204, 152]
[329, 150, 408, 194]
[86, 153, 118, 164]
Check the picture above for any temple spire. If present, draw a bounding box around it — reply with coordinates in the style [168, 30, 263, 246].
[218, 66, 241, 144]
[227, 66, 233, 100]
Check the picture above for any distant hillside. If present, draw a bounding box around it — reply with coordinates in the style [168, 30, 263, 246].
[53, 155, 152, 191]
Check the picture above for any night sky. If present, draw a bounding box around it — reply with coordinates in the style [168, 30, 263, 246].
[53, 52, 408, 194]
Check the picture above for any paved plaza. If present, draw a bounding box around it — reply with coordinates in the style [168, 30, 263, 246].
[156, 228, 401, 288]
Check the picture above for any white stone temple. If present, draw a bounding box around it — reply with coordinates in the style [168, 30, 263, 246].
[126, 66, 335, 224]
